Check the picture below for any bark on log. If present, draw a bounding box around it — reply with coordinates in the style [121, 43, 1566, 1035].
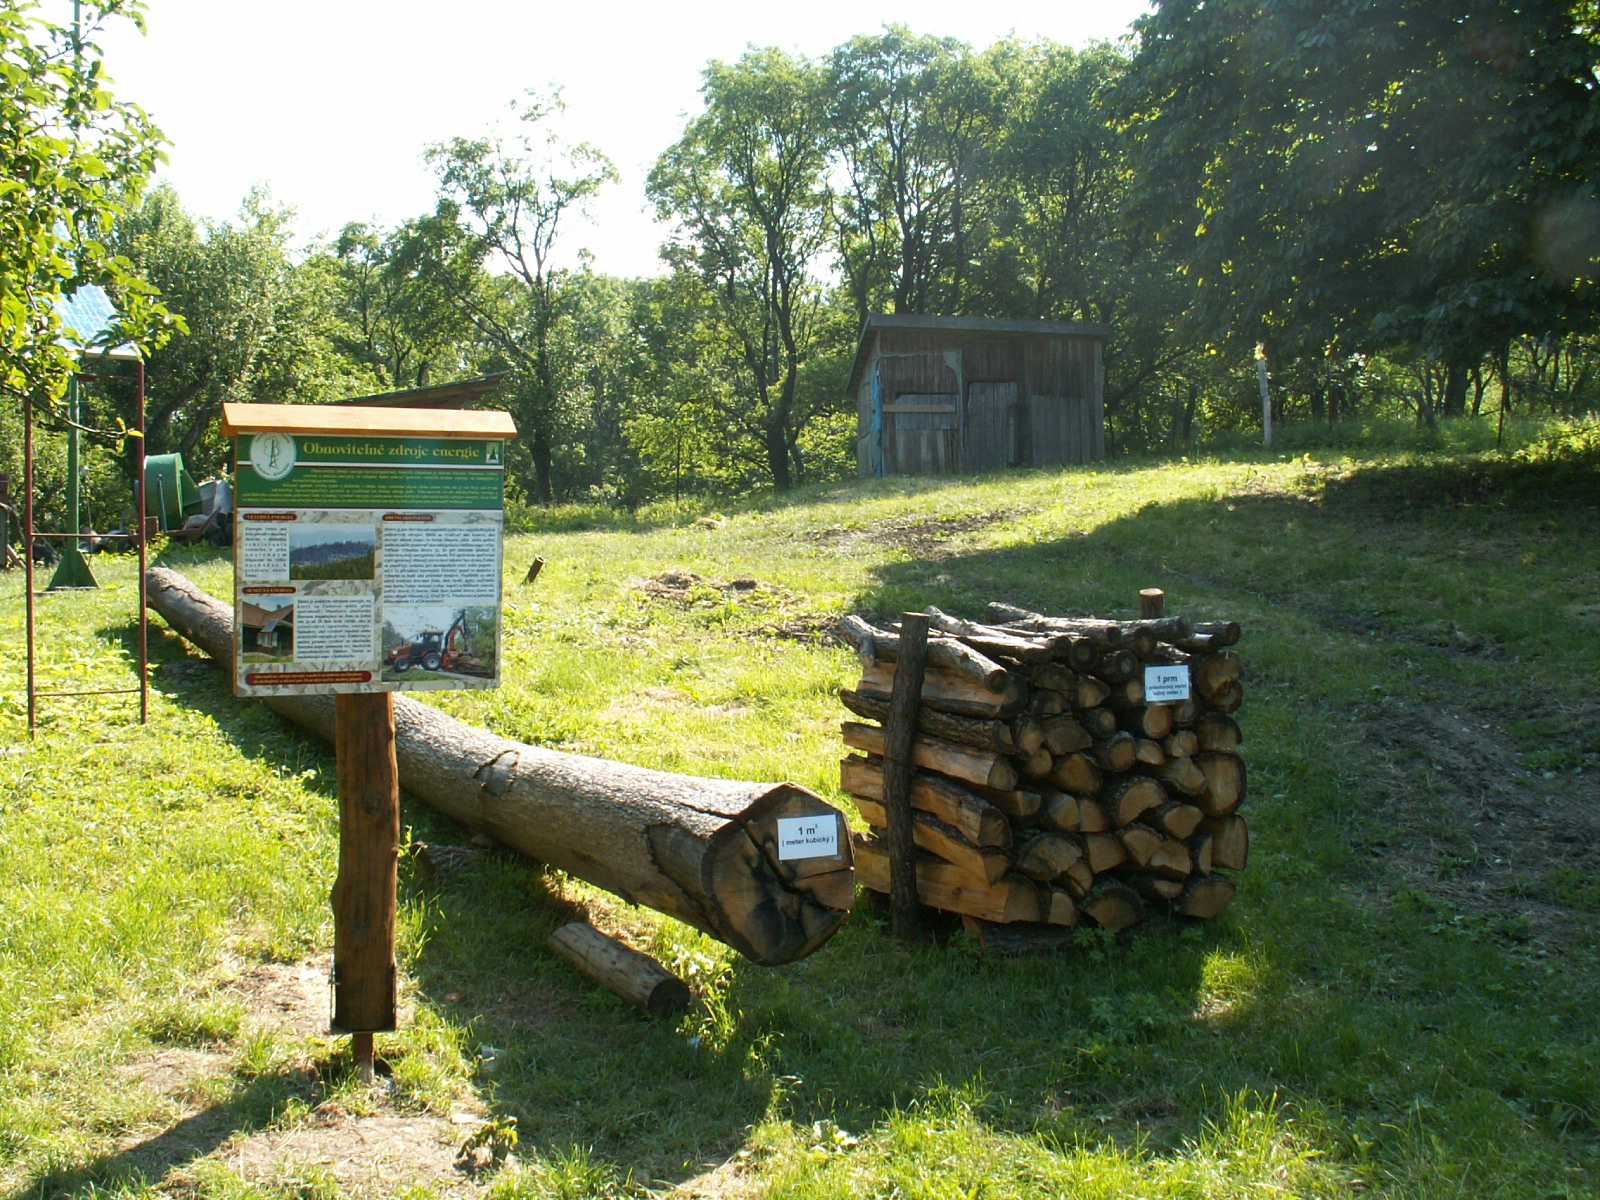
[546, 921, 691, 1017]
[986, 603, 1125, 648]
[840, 688, 1017, 755]
[1092, 732, 1138, 773]
[853, 833, 1042, 923]
[1118, 704, 1173, 740]
[854, 798, 1010, 885]
[857, 661, 1026, 719]
[838, 614, 1012, 691]
[921, 607, 1077, 664]
[1080, 879, 1142, 931]
[1174, 873, 1237, 919]
[839, 756, 1011, 848]
[1102, 775, 1166, 826]
[840, 721, 1018, 791]
[145, 568, 852, 966]
[1079, 707, 1117, 738]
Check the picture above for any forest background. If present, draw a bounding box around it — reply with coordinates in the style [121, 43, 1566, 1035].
[6, 0, 1600, 529]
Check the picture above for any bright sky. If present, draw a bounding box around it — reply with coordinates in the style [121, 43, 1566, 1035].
[95, 0, 1150, 278]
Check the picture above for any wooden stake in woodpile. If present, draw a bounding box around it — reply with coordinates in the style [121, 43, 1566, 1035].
[837, 589, 1248, 951]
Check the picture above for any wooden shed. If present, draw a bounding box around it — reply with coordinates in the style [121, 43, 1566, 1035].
[847, 314, 1109, 478]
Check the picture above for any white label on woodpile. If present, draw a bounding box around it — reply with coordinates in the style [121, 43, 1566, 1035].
[776, 815, 840, 860]
[1144, 664, 1192, 702]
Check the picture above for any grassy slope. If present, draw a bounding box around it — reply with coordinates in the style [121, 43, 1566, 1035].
[0, 446, 1596, 1199]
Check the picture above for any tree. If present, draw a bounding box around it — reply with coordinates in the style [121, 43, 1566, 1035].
[826, 27, 992, 319]
[428, 92, 618, 504]
[1121, 0, 1600, 392]
[112, 186, 358, 475]
[326, 214, 481, 392]
[649, 48, 839, 491]
[0, 1, 176, 411]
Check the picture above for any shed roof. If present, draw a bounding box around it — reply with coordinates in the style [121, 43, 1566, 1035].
[846, 313, 1110, 394]
[220, 403, 517, 439]
[330, 371, 509, 409]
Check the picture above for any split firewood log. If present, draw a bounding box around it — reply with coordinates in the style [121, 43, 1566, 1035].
[1118, 871, 1183, 902]
[1203, 815, 1250, 870]
[1196, 752, 1247, 817]
[1079, 706, 1118, 738]
[1048, 752, 1103, 796]
[1101, 776, 1166, 826]
[839, 614, 1013, 692]
[1046, 889, 1080, 927]
[1076, 800, 1112, 833]
[1076, 676, 1113, 710]
[1191, 650, 1243, 699]
[1028, 689, 1069, 718]
[1013, 717, 1047, 755]
[1173, 873, 1237, 919]
[857, 661, 1027, 719]
[1040, 791, 1081, 833]
[1092, 650, 1141, 685]
[840, 688, 1019, 755]
[1061, 857, 1095, 898]
[852, 833, 1043, 924]
[1163, 730, 1199, 759]
[1013, 833, 1084, 882]
[1018, 746, 1055, 779]
[1146, 800, 1204, 840]
[1194, 713, 1242, 752]
[1113, 624, 1160, 657]
[1093, 732, 1138, 773]
[1080, 879, 1142, 931]
[1117, 823, 1163, 867]
[839, 756, 1011, 848]
[1082, 832, 1128, 873]
[1168, 697, 1200, 725]
[1188, 829, 1215, 875]
[840, 721, 1019, 792]
[855, 801, 1011, 885]
[1147, 836, 1194, 880]
[1134, 738, 1165, 766]
[966, 781, 1044, 819]
[1041, 715, 1092, 756]
[146, 568, 851, 967]
[1029, 662, 1079, 692]
[1148, 755, 1207, 796]
[1118, 704, 1173, 740]
[1205, 680, 1243, 714]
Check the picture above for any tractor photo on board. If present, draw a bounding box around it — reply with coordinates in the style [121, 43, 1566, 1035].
[381, 607, 496, 680]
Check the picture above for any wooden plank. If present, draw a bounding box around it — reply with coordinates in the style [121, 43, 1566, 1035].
[883, 613, 930, 940]
[965, 381, 1016, 472]
[222, 402, 517, 439]
[332, 692, 399, 1037]
[884, 404, 958, 414]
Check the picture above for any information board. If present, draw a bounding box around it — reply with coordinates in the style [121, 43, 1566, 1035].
[222, 405, 516, 698]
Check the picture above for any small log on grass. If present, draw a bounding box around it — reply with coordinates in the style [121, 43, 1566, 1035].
[547, 921, 691, 1017]
[144, 568, 852, 967]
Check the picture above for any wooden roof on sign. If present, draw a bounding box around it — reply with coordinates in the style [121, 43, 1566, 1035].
[220, 403, 517, 439]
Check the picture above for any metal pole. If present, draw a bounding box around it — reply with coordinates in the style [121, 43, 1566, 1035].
[136, 358, 148, 724]
[1256, 345, 1273, 450]
[23, 391, 35, 737]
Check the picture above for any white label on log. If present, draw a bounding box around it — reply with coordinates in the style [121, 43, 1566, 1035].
[1144, 664, 1191, 702]
[776, 815, 840, 860]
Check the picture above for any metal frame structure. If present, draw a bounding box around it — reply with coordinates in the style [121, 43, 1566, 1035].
[21, 357, 149, 734]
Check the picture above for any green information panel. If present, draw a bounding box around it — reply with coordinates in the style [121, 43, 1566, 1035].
[231, 429, 506, 698]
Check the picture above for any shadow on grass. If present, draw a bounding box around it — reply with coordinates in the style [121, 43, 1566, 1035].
[21, 1068, 313, 1199]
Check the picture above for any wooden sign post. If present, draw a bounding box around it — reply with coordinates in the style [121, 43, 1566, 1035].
[221, 403, 517, 1082]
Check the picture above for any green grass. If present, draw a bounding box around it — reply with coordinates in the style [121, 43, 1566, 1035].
[1, 440, 1598, 1198]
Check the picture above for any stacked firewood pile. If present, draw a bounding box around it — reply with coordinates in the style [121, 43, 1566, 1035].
[838, 599, 1248, 942]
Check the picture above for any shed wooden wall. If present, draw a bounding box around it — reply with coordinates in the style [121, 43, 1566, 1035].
[855, 327, 1104, 477]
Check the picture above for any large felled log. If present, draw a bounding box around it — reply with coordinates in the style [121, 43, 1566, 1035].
[839, 756, 1010, 848]
[840, 721, 1018, 791]
[547, 921, 691, 1017]
[145, 568, 851, 967]
[853, 833, 1042, 923]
